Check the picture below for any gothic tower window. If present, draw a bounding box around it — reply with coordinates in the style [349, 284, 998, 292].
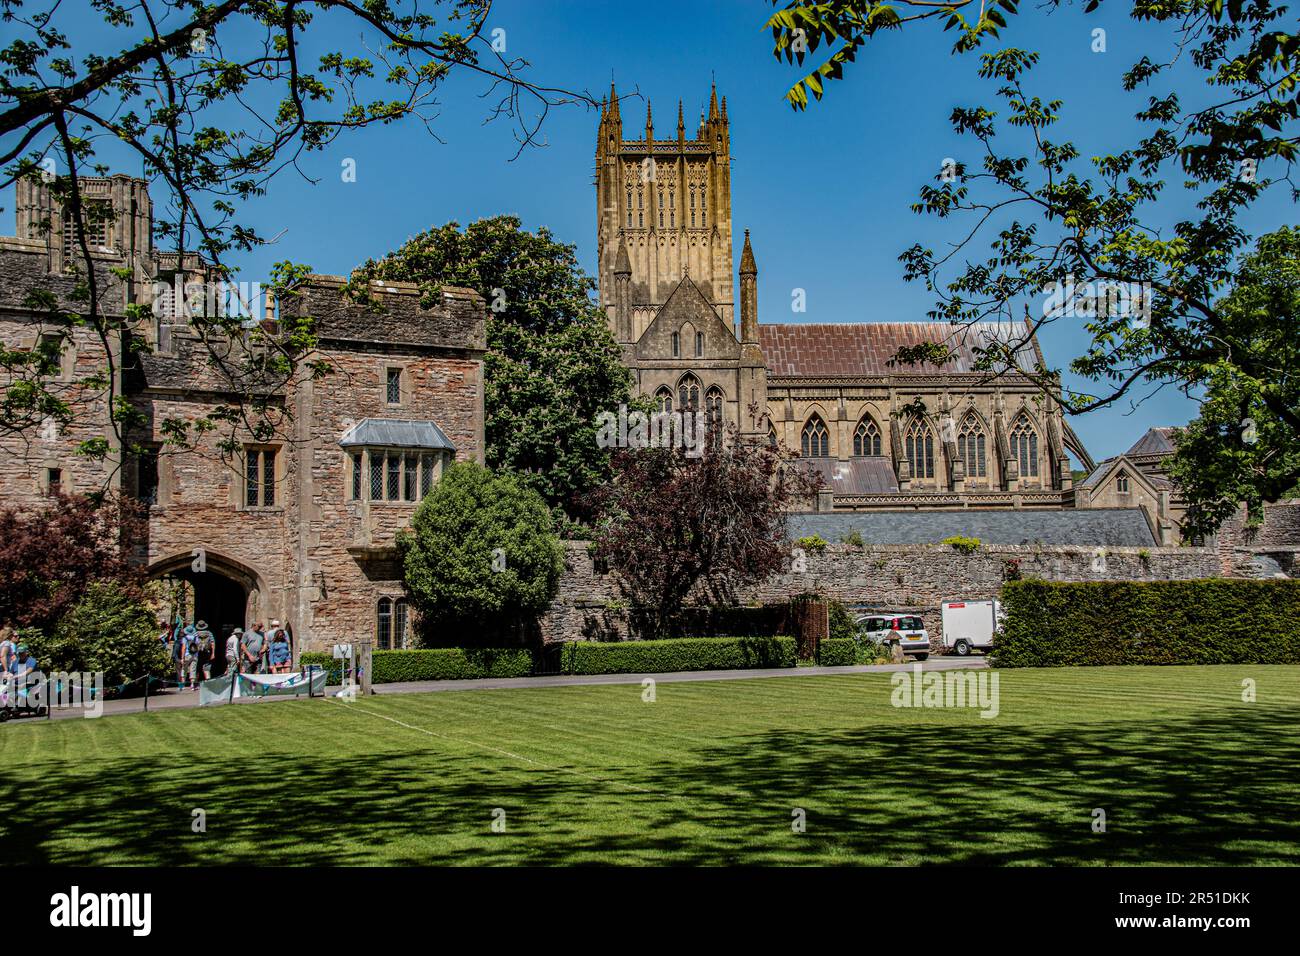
[677, 373, 700, 412]
[669, 189, 675, 227]
[1010, 413, 1040, 478]
[853, 416, 882, 456]
[695, 331, 704, 357]
[905, 420, 935, 478]
[671, 331, 680, 357]
[957, 415, 987, 477]
[802, 415, 830, 458]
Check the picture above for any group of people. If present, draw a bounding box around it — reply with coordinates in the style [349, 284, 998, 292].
[160, 619, 294, 690]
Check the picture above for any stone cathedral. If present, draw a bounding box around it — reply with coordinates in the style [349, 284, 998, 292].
[593, 83, 1197, 542]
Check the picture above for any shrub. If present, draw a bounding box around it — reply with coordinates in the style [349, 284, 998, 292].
[817, 638, 856, 667]
[399, 462, 563, 645]
[26, 583, 169, 693]
[560, 636, 796, 675]
[840, 530, 865, 548]
[941, 535, 981, 554]
[827, 600, 857, 641]
[796, 534, 829, 552]
[299, 647, 534, 684]
[995, 579, 1300, 667]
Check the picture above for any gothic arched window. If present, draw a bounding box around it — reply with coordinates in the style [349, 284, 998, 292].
[957, 415, 987, 478]
[655, 387, 673, 415]
[1116, 470, 1130, 493]
[1010, 413, 1040, 478]
[695, 331, 704, 357]
[906, 419, 935, 478]
[671, 332, 680, 357]
[853, 416, 882, 456]
[677, 373, 700, 412]
[705, 386, 725, 431]
[802, 415, 830, 458]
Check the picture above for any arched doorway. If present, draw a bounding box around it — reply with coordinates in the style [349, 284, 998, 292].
[149, 552, 261, 677]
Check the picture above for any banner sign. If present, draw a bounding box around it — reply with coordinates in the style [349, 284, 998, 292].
[198, 668, 326, 707]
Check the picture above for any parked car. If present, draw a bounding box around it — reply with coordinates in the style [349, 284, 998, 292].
[940, 599, 1002, 656]
[855, 612, 930, 660]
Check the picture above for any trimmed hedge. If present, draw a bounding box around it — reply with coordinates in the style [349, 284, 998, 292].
[817, 638, 857, 667]
[560, 636, 796, 675]
[299, 647, 533, 684]
[995, 579, 1300, 667]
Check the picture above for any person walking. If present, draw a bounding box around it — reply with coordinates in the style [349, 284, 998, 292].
[182, 624, 201, 690]
[242, 625, 266, 676]
[225, 628, 242, 677]
[171, 621, 187, 689]
[194, 620, 215, 684]
[0, 627, 16, 674]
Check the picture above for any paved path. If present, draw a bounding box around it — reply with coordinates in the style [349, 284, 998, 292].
[33, 655, 990, 722]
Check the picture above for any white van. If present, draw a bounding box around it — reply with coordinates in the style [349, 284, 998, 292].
[941, 600, 1002, 656]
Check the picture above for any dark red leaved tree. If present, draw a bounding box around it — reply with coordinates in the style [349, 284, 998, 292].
[591, 416, 820, 637]
[0, 492, 147, 634]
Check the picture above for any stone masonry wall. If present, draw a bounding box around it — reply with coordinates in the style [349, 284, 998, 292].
[541, 540, 1223, 648]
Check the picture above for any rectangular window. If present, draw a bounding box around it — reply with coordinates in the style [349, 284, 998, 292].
[386, 367, 401, 404]
[421, 454, 434, 497]
[395, 600, 408, 650]
[386, 454, 400, 500]
[47, 467, 62, 496]
[351, 453, 362, 501]
[245, 448, 277, 507]
[137, 447, 160, 506]
[370, 454, 383, 500]
[404, 454, 418, 501]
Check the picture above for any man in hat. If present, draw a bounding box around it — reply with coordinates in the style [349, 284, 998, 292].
[194, 620, 216, 685]
[182, 624, 201, 689]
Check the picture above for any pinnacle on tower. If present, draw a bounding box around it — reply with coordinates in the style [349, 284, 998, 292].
[677, 99, 685, 139]
[645, 98, 653, 141]
[708, 82, 720, 121]
[614, 234, 632, 276]
[740, 229, 757, 275]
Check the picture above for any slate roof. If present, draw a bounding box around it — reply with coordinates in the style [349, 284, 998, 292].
[787, 508, 1157, 546]
[758, 321, 1039, 377]
[801, 458, 900, 495]
[339, 418, 456, 451]
[1079, 454, 1174, 491]
[1124, 427, 1177, 459]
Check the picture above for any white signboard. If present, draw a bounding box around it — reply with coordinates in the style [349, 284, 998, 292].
[332, 643, 353, 659]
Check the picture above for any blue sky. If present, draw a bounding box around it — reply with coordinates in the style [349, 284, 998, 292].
[5, 0, 1293, 461]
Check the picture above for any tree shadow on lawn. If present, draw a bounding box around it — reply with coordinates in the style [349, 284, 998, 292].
[5, 705, 1297, 865]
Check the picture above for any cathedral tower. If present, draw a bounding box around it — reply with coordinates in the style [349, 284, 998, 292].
[596, 82, 735, 343]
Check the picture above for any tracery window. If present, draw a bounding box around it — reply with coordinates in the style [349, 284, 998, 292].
[853, 416, 882, 457]
[905, 420, 935, 478]
[802, 415, 830, 458]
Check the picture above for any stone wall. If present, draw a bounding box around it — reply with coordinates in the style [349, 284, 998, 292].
[541, 540, 1223, 648]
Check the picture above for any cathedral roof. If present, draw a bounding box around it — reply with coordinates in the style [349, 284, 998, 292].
[1124, 427, 1177, 459]
[758, 321, 1039, 377]
[787, 508, 1158, 547]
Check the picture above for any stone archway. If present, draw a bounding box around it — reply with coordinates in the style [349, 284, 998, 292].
[148, 551, 263, 677]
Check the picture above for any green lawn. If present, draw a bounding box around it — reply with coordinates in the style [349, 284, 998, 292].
[4, 665, 1298, 865]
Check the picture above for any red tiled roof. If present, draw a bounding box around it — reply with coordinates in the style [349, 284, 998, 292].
[758, 321, 1039, 377]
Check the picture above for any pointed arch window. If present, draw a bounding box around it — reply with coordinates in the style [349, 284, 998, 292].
[1010, 413, 1040, 478]
[802, 415, 830, 458]
[957, 415, 987, 478]
[655, 387, 673, 415]
[671, 331, 680, 357]
[705, 386, 725, 432]
[695, 331, 704, 357]
[1116, 471, 1130, 494]
[767, 424, 779, 448]
[853, 416, 882, 457]
[905, 420, 935, 478]
[677, 374, 700, 412]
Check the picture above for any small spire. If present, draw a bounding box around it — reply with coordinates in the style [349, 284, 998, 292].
[708, 81, 719, 121]
[645, 98, 653, 138]
[677, 99, 685, 137]
[614, 234, 632, 276]
[721, 95, 728, 122]
[740, 229, 757, 275]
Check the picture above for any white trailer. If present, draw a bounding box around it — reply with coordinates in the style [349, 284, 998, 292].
[941, 599, 1002, 656]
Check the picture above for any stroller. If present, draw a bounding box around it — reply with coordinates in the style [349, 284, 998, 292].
[0, 673, 48, 721]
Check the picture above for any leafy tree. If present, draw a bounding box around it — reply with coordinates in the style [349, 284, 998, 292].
[0, 492, 146, 634]
[354, 216, 634, 522]
[1, 0, 589, 476]
[398, 461, 563, 645]
[591, 419, 821, 638]
[765, 0, 1298, 531]
[1168, 227, 1300, 538]
[28, 582, 169, 691]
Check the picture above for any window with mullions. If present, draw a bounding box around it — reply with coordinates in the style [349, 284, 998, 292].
[1009, 414, 1040, 478]
[376, 596, 410, 650]
[957, 417, 987, 478]
[853, 417, 882, 457]
[244, 447, 277, 507]
[358, 450, 442, 502]
[905, 421, 934, 479]
[802, 415, 830, 458]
